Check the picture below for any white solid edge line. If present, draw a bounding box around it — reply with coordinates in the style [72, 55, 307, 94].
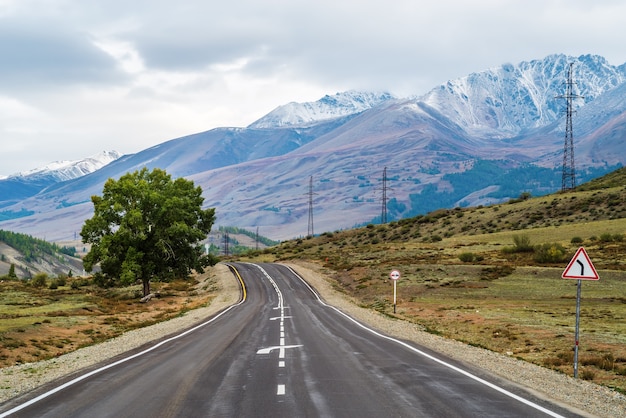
[0, 286, 246, 417]
[283, 264, 566, 418]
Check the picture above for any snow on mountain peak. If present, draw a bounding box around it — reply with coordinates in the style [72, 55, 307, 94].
[11, 150, 122, 182]
[248, 90, 396, 129]
[421, 54, 626, 139]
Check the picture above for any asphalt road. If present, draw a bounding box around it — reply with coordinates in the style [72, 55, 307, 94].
[1, 262, 580, 417]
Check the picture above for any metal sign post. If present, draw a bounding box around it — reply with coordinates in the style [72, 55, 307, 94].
[393, 281, 397, 313]
[389, 270, 400, 313]
[573, 280, 582, 378]
[562, 247, 599, 378]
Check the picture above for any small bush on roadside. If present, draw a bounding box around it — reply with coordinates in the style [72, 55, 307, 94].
[533, 243, 566, 263]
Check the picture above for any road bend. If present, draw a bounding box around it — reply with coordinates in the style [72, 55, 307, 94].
[1, 262, 580, 417]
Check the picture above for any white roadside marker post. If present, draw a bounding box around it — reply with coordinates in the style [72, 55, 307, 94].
[389, 270, 401, 314]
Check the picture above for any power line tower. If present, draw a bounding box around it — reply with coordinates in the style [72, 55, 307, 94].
[223, 232, 229, 256]
[381, 166, 388, 224]
[255, 226, 259, 251]
[556, 62, 583, 191]
[307, 176, 315, 237]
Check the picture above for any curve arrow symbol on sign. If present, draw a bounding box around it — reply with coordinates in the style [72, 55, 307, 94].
[576, 260, 584, 275]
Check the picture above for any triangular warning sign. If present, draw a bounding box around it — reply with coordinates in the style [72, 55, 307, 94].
[562, 247, 600, 280]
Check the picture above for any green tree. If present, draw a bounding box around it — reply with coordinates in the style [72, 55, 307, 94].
[81, 168, 217, 297]
[8, 263, 17, 279]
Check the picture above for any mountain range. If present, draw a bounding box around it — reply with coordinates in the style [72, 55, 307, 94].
[1, 54, 625, 242]
[0, 151, 121, 205]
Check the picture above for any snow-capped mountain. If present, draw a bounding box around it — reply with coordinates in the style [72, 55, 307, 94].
[248, 91, 396, 129]
[422, 54, 626, 138]
[11, 150, 121, 182]
[1, 54, 626, 241]
[0, 151, 122, 206]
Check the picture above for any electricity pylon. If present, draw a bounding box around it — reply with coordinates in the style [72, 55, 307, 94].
[556, 62, 583, 191]
[381, 167, 388, 224]
[307, 176, 315, 237]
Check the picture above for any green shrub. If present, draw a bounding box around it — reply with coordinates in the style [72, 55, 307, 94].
[599, 233, 614, 243]
[512, 234, 533, 252]
[533, 243, 566, 263]
[31, 273, 48, 288]
[570, 236, 583, 244]
[56, 274, 67, 287]
[458, 252, 475, 263]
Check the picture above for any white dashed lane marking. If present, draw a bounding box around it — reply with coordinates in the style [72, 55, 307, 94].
[252, 264, 304, 399]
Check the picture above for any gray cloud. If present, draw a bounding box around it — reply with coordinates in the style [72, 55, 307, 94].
[0, 0, 625, 175]
[0, 22, 125, 90]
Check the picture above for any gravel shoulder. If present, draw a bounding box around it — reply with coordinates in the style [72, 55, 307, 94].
[1, 261, 625, 417]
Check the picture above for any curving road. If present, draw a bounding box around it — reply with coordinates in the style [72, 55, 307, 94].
[1, 262, 579, 417]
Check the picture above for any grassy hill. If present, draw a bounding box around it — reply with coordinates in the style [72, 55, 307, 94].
[0, 230, 83, 279]
[245, 169, 626, 393]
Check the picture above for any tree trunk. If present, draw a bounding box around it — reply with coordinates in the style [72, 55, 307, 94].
[142, 279, 150, 297]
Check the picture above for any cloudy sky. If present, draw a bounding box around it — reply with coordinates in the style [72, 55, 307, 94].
[1, 0, 624, 176]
